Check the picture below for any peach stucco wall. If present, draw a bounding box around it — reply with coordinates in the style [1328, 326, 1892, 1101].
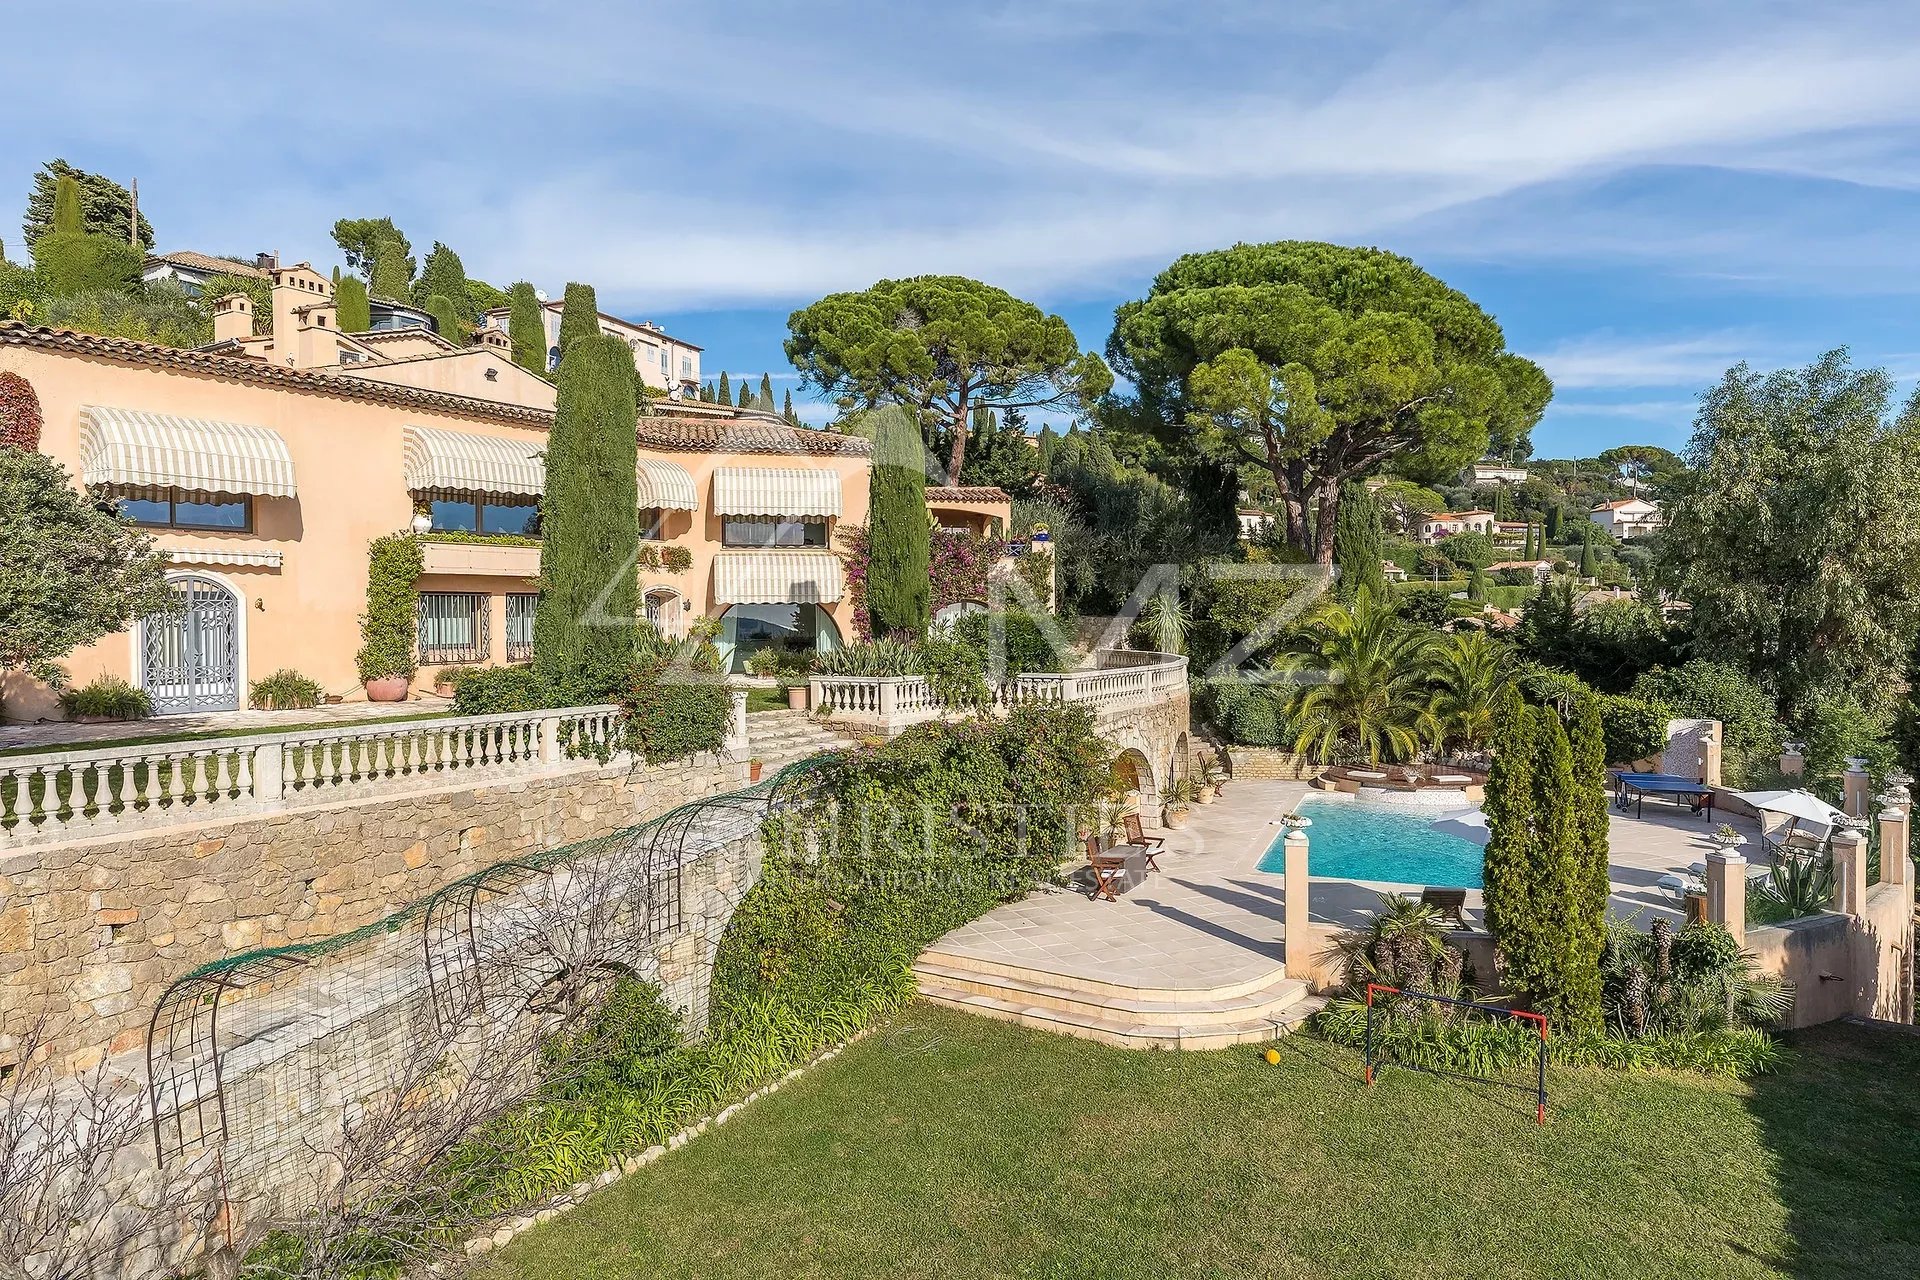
[0, 342, 938, 721]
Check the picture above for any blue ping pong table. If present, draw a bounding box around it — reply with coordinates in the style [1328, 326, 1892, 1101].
[1611, 771, 1715, 821]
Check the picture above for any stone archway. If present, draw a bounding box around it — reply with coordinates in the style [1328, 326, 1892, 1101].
[1113, 747, 1157, 825]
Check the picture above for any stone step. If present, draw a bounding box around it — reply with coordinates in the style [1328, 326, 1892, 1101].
[911, 959, 1308, 1029]
[915, 946, 1289, 1003]
[915, 983, 1324, 1051]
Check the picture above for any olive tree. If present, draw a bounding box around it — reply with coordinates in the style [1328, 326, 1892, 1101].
[785, 275, 1110, 481]
[1108, 241, 1550, 564]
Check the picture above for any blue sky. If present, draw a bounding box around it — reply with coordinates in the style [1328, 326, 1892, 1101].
[10, 1, 1920, 456]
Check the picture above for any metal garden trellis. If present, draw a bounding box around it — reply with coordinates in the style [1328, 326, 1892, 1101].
[144, 754, 839, 1172]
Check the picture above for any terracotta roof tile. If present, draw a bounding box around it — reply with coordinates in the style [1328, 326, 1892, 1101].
[926, 485, 1011, 502]
[0, 322, 551, 427]
[636, 414, 870, 457]
[145, 251, 269, 279]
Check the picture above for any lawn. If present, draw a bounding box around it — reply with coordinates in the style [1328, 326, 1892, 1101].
[493, 1006, 1920, 1280]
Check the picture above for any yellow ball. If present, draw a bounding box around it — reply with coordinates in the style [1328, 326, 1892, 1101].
[1263, 1047, 1281, 1065]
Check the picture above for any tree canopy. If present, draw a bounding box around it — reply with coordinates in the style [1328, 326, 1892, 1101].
[415, 242, 473, 325]
[332, 217, 411, 278]
[785, 275, 1110, 482]
[1657, 350, 1920, 723]
[1108, 241, 1551, 564]
[23, 160, 151, 249]
[1, 445, 171, 683]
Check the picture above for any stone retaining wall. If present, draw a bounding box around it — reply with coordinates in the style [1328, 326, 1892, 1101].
[1225, 747, 1317, 780]
[0, 751, 746, 1073]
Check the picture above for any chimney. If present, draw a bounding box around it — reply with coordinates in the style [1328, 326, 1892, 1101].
[478, 326, 511, 355]
[255, 251, 278, 272]
[212, 294, 253, 344]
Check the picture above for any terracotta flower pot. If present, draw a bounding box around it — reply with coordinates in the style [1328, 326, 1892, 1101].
[749, 760, 764, 782]
[364, 676, 410, 703]
[787, 685, 808, 711]
[1164, 804, 1191, 829]
[1195, 784, 1217, 805]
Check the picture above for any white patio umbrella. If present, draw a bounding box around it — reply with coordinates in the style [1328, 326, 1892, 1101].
[1734, 789, 1848, 828]
[1429, 808, 1490, 847]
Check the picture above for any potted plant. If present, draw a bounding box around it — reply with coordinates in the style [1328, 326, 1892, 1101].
[749, 758, 764, 783]
[1163, 778, 1198, 829]
[356, 534, 422, 703]
[1194, 774, 1217, 804]
[784, 681, 808, 711]
[432, 665, 477, 699]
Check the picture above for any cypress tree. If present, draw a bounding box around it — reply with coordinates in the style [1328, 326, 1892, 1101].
[738, 380, 753, 408]
[865, 404, 931, 638]
[1482, 688, 1540, 994]
[759, 372, 775, 410]
[425, 293, 464, 342]
[334, 274, 371, 331]
[1545, 505, 1563, 542]
[717, 371, 731, 405]
[535, 331, 640, 692]
[783, 388, 798, 424]
[1569, 689, 1612, 1024]
[1578, 534, 1598, 580]
[1333, 481, 1388, 601]
[1468, 564, 1487, 603]
[557, 282, 598, 357]
[369, 238, 412, 300]
[415, 242, 472, 325]
[1529, 709, 1602, 1033]
[506, 281, 546, 371]
[51, 175, 82, 235]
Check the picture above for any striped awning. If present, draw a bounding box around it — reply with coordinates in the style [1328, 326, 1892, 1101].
[162, 547, 284, 568]
[636, 459, 697, 511]
[713, 551, 844, 604]
[79, 406, 296, 497]
[711, 466, 841, 519]
[403, 425, 545, 497]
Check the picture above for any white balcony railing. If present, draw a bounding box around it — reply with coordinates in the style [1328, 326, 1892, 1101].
[0, 703, 638, 852]
[809, 649, 1187, 732]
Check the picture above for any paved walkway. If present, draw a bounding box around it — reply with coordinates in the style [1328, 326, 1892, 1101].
[930, 779, 1762, 993]
[0, 697, 454, 753]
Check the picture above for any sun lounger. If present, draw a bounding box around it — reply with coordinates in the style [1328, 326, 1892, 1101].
[1420, 887, 1470, 929]
[1430, 774, 1474, 786]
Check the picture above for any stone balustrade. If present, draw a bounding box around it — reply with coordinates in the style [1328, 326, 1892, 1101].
[0, 699, 750, 852]
[810, 649, 1187, 733]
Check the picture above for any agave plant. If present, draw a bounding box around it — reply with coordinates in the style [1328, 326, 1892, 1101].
[1271, 588, 1438, 764]
[1751, 850, 1834, 922]
[812, 638, 925, 677]
[1138, 592, 1191, 656]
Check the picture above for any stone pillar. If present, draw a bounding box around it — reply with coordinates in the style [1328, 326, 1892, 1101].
[1877, 805, 1910, 890]
[1282, 828, 1312, 982]
[1780, 742, 1805, 778]
[1832, 825, 1869, 917]
[1700, 724, 1723, 787]
[1704, 846, 1747, 949]
[251, 742, 285, 803]
[538, 714, 561, 765]
[725, 689, 750, 755]
[1843, 758, 1871, 819]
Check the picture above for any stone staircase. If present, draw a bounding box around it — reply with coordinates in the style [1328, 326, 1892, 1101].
[745, 709, 856, 771]
[912, 949, 1322, 1051]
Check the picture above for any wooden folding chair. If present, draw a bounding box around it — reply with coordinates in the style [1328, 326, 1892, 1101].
[1121, 813, 1165, 873]
[1084, 835, 1127, 902]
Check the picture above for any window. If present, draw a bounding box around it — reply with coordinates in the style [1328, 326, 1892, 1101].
[722, 518, 827, 548]
[117, 489, 251, 532]
[429, 495, 541, 536]
[505, 592, 537, 661]
[418, 592, 489, 663]
[640, 508, 666, 541]
[680, 355, 693, 377]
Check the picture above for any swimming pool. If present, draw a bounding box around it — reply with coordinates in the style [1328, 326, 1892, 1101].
[1256, 797, 1485, 888]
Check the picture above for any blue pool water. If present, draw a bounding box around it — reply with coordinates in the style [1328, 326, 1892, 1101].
[1256, 797, 1485, 888]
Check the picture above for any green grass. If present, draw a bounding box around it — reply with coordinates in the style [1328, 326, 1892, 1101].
[744, 688, 791, 714]
[493, 1006, 1920, 1279]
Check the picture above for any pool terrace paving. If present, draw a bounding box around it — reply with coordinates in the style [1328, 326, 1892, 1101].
[927, 781, 1768, 998]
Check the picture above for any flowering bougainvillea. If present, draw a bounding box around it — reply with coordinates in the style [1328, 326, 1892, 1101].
[838, 523, 1006, 640]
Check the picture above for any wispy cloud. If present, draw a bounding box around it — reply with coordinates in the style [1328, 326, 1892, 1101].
[1528, 332, 1765, 390]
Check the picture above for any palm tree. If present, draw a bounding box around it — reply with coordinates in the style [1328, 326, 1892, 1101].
[1428, 630, 1514, 757]
[1272, 588, 1437, 764]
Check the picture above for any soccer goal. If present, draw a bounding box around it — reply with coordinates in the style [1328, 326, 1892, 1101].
[1362, 982, 1551, 1125]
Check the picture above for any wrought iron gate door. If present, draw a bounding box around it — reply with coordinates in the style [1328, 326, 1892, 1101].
[144, 577, 239, 714]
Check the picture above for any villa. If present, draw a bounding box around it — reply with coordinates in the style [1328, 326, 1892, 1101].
[1590, 496, 1663, 538]
[1464, 459, 1529, 484]
[1486, 558, 1553, 581]
[1413, 508, 1496, 543]
[479, 299, 703, 393]
[0, 266, 1007, 720]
